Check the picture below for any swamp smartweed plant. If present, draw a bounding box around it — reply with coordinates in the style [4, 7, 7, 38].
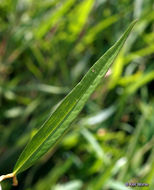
[0, 20, 137, 186]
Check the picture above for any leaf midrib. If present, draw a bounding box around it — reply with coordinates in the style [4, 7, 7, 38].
[14, 20, 137, 173]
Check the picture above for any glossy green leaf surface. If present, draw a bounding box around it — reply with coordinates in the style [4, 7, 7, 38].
[13, 20, 137, 175]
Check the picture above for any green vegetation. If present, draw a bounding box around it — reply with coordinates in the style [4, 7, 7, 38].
[0, 0, 154, 190]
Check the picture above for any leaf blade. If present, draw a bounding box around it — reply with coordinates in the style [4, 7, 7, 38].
[13, 20, 137, 175]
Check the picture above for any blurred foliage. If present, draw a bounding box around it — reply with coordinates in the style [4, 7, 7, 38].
[0, 0, 154, 190]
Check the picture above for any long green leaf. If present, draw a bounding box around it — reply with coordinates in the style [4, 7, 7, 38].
[13, 20, 137, 175]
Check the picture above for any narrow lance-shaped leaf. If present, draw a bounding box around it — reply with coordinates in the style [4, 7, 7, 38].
[13, 20, 136, 175]
[1, 21, 137, 183]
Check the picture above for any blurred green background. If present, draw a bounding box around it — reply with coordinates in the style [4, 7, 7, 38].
[0, 0, 154, 189]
